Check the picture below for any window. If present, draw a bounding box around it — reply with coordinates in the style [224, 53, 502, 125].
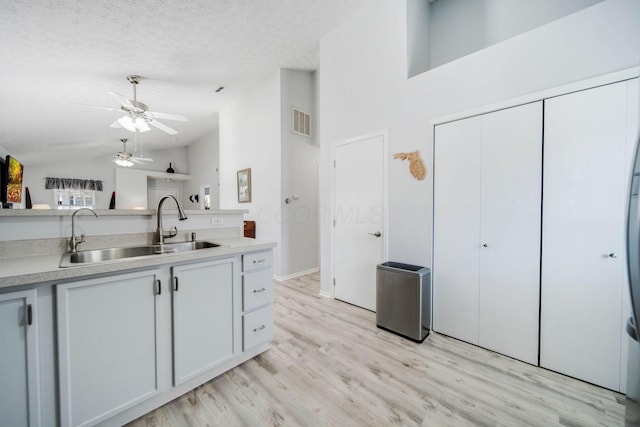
[54, 189, 96, 209]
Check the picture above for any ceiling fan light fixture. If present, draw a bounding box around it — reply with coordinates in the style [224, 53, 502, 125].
[115, 157, 134, 167]
[117, 116, 136, 132]
[135, 117, 151, 132]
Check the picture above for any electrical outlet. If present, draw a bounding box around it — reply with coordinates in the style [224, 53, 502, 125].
[211, 217, 223, 225]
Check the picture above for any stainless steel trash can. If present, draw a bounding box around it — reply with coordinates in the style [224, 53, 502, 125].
[376, 262, 431, 342]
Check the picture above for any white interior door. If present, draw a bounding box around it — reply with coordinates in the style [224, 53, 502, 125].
[478, 102, 542, 365]
[433, 116, 482, 344]
[541, 81, 633, 391]
[334, 134, 386, 311]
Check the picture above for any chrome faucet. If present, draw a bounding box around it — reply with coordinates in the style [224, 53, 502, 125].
[69, 208, 98, 253]
[155, 195, 188, 244]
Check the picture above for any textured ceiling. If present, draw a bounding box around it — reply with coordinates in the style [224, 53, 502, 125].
[0, 0, 373, 165]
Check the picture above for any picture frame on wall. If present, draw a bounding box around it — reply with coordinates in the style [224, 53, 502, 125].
[237, 168, 252, 203]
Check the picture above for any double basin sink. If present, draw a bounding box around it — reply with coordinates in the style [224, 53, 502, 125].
[59, 241, 221, 268]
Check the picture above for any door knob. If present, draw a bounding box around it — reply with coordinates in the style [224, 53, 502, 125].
[609, 253, 617, 258]
[483, 244, 488, 248]
[369, 231, 382, 238]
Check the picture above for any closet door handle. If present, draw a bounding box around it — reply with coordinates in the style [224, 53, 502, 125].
[27, 304, 33, 326]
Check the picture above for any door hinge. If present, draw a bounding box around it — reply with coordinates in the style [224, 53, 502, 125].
[333, 278, 336, 287]
[333, 160, 336, 168]
[333, 219, 336, 227]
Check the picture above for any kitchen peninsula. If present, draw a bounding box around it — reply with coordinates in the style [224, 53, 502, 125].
[0, 208, 275, 427]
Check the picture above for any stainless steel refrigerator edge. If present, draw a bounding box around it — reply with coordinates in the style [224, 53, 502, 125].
[626, 132, 640, 425]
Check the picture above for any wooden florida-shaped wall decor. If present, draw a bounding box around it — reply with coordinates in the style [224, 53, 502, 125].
[393, 150, 426, 181]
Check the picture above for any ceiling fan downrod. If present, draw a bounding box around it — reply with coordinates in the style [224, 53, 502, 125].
[127, 75, 140, 102]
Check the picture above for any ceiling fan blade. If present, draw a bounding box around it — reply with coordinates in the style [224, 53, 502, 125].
[66, 101, 121, 112]
[110, 119, 123, 129]
[148, 111, 188, 122]
[109, 91, 135, 109]
[148, 119, 178, 135]
[131, 157, 154, 164]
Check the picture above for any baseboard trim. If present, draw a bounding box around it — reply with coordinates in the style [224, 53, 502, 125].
[273, 267, 319, 282]
[318, 290, 332, 299]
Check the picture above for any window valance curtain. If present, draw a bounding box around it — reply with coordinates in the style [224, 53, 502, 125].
[45, 177, 103, 191]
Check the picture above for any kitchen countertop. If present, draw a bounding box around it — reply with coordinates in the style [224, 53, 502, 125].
[0, 237, 275, 289]
[0, 208, 249, 217]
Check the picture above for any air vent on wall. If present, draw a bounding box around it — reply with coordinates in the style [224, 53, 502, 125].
[292, 107, 311, 137]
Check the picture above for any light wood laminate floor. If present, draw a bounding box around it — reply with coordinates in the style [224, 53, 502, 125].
[127, 272, 625, 426]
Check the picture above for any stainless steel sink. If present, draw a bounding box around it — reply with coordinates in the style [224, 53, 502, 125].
[59, 241, 221, 267]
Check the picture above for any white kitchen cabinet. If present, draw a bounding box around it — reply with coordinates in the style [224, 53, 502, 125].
[172, 259, 234, 386]
[243, 268, 273, 311]
[242, 250, 274, 350]
[56, 269, 163, 427]
[0, 289, 40, 427]
[243, 305, 274, 350]
[540, 79, 638, 391]
[433, 101, 542, 364]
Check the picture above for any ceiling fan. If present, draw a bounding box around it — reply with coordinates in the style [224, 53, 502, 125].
[72, 75, 188, 135]
[111, 75, 187, 135]
[114, 138, 153, 167]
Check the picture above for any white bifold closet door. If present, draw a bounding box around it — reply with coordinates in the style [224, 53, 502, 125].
[433, 101, 542, 364]
[541, 79, 638, 391]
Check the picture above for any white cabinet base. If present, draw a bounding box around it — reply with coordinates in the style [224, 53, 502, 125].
[0, 289, 40, 427]
[57, 270, 162, 427]
[172, 259, 235, 386]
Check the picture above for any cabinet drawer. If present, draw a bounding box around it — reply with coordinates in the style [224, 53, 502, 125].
[243, 251, 273, 272]
[243, 305, 274, 351]
[243, 269, 273, 311]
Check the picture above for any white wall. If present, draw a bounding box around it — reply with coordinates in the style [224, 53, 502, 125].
[280, 69, 319, 277]
[219, 69, 320, 278]
[407, 0, 431, 77]
[22, 146, 188, 210]
[219, 70, 283, 275]
[428, 0, 604, 69]
[319, 0, 640, 295]
[186, 130, 220, 210]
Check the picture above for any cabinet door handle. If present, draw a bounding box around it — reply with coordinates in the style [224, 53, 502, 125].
[483, 244, 488, 248]
[253, 259, 266, 264]
[253, 325, 266, 332]
[27, 304, 33, 326]
[253, 287, 266, 294]
[174, 276, 179, 292]
[609, 253, 617, 258]
[155, 279, 162, 295]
